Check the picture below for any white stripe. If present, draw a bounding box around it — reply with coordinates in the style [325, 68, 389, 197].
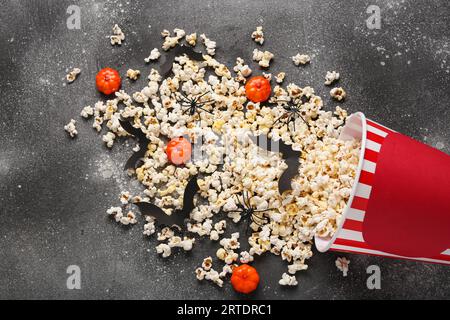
[367, 120, 395, 133]
[355, 183, 372, 199]
[366, 140, 381, 152]
[367, 125, 388, 138]
[362, 160, 376, 173]
[442, 249, 450, 256]
[346, 208, 365, 222]
[331, 244, 450, 265]
[338, 229, 364, 242]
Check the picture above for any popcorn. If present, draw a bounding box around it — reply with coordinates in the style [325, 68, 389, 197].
[253, 49, 274, 68]
[126, 69, 140, 80]
[156, 243, 171, 258]
[324, 71, 340, 85]
[275, 72, 286, 84]
[200, 34, 216, 56]
[292, 53, 310, 66]
[239, 251, 254, 264]
[64, 119, 78, 138]
[251, 26, 264, 45]
[66, 68, 81, 83]
[110, 24, 125, 45]
[202, 256, 213, 271]
[80, 105, 94, 118]
[330, 87, 347, 101]
[143, 216, 156, 236]
[279, 273, 298, 286]
[145, 48, 161, 63]
[186, 33, 197, 46]
[335, 257, 350, 276]
[102, 132, 116, 148]
[74, 27, 361, 289]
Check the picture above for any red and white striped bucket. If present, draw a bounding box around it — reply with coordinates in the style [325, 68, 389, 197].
[315, 112, 450, 265]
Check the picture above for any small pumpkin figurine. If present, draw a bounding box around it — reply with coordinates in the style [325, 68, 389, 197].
[231, 264, 260, 294]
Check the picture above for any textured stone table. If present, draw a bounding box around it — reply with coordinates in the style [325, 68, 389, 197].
[0, 0, 449, 299]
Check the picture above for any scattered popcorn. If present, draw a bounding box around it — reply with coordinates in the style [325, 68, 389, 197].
[279, 273, 298, 286]
[66, 68, 81, 83]
[74, 27, 361, 289]
[253, 49, 274, 68]
[335, 257, 350, 276]
[330, 87, 347, 101]
[107, 207, 137, 226]
[126, 69, 140, 80]
[200, 34, 216, 56]
[64, 119, 78, 138]
[251, 26, 264, 45]
[239, 251, 254, 264]
[186, 33, 197, 46]
[110, 24, 125, 45]
[80, 105, 94, 118]
[324, 71, 340, 85]
[292, 53, 310, 66]
[143, 216, 156, 236]
[120, 191, 131, 204]
[102, 132, 116, 148]
[202, 256, 213, 271]
[275, 72, 286, 84]
[156, 243, 171, 258]
[145, 48, 161, 63]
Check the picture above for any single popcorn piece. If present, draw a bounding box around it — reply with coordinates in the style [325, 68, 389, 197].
[279, 273, 298, 286]
[120, 191, 131, 204]
[186, 33, 197, 46]
[64, 119, 78, 138]
[156, 243, 172, 258]
[202, 256, 213, 271]
[144, 48, 161, 63]
[324, 71, 340, 85]
[80, 105, 94, 118]
[126, 69, 140, 81]
[292, 53, 310, 66]
[330, 87, 347, 101]
[66, 68, 81, 83]
[102, 132, 116, 148]
[253, 49, 274, 68]
[110, 24, 125, 45]
[143, 216, 156, 236]
[239, 251, 254, 264]
[251, 26, 264, 45]
[335, 257, 350, 276]
[275, 72, 286, 84]
[200, 34, 216, 56]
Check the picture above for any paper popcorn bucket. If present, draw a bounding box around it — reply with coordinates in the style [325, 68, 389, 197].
[315, 112, 450, 265]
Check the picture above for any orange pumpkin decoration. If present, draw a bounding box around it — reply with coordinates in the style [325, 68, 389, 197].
[166, 137, 192, 165]
[245, 76, 271, 103]
[231, 264, 260, 294]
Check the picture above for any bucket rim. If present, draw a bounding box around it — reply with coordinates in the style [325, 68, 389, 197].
[314, 111, 367, 252]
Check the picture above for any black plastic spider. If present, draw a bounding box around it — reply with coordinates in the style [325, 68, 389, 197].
[174, 91, 215, 117]
[271, 99, 310, 132]
[224, 190, 272, 234]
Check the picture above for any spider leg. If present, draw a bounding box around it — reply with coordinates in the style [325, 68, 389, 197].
[197, 106, 214, 114]
[243, 190, 252, 208]
[194, 90, 211, 101]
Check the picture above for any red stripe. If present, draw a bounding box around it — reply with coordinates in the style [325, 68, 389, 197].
[364, 148, 379, 162]
[342, 219, 363, 232]
[350, 196, 369, 211]
[366, 120, 393, 134]
[334, 238, 370, 248]
[367, 131, 385, 144]
[358, 170, 374, 186]
[434, 254, 450, 262]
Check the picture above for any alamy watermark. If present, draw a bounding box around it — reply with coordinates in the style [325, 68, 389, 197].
[366, 265, 381, 289]
[366, 5, 381, 30]
[66, 5, 81, 30]
[66, 265, 81, 289]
